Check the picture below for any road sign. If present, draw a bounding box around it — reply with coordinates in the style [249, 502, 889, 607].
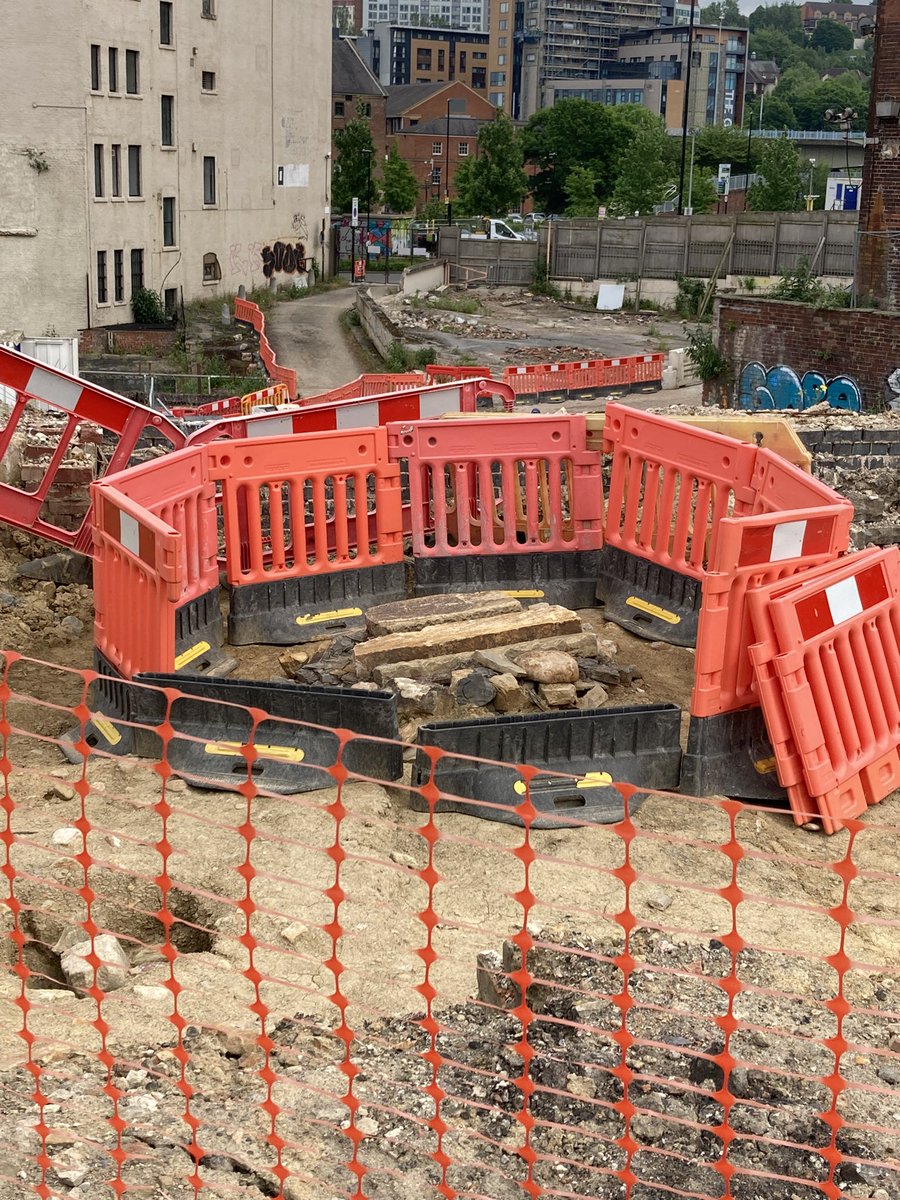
[717, 163, 732, 198]
[351, 197, 359, 228]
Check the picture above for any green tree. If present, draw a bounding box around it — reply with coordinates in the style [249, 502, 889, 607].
[608, 126, 674, 217]
[700, 0, 747, 26]
[747, 93, 797, 130]
[563, 165, 599, 217]
[380, 142, 419, 213]
[694, 125, 760, 173]
[811, 18, 854, 52]
[332, 105, 381, 214]
[749, 1, 806, 44]
[454, 113, 527, 216]
[687, 168, 720, 214]
[747, 134, 804, 211]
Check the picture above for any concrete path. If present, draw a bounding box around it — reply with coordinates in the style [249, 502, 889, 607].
[265, 286, 369, 398]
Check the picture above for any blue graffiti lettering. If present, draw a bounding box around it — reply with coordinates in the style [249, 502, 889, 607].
[736, 362, 861, 412]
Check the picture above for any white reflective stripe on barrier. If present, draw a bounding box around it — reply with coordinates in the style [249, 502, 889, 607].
[771, 520, 807, 562]
[26, 366, 83, 411]
[120, 512, 141, 557]
[336, 401, 379, 430]
[247, 415, 293, 438]
[826, 576, 864, 625]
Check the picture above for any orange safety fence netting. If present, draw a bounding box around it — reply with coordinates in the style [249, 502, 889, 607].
[0, 652, 898, 1200]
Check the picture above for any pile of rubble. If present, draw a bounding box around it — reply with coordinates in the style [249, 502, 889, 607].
[280, 592, 641, 736]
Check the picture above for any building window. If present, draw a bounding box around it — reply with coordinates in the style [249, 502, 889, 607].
[164, 288, 178, 317]
[114, 250, 125, 302]
[460, 51, 467, 69]
[128, 144, 142, 197]
[108, 47, 119, 92]
[201, 0, 215, 16]
[498, 19, 507, 29]
[438, 49, 445, 69]
[203, 156, 217, 205]
[432, 141, 442, 155]
[111, 144, 121, 197]
[161, 95, 175, 146]
[498, 37, 506, 47]
[201, 70, 217, 91]
[334, 100, 345, 117]
[125, 49, 140, 94]
[203, 252, 222, 282]
[163, 197, 177, 247]
[459, 141, 469, 156]
[93, 144, 104, 197]
[130, 248, 144, 292]
[97, 251, 108, 304]
[498, 54, 506, 65]
[160, 1, 173, 45]
[90, 44, 101, 90]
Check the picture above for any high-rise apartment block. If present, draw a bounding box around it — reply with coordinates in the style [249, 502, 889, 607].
[488, 0, 662, 119]
[362, 0, 487, 32]
[0, 0, 332, 337]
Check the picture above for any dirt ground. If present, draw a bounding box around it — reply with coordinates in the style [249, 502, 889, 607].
[380, 286, 686, 372]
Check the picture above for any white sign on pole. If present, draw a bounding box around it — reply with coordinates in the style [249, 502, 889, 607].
[351, 197, 359, 228]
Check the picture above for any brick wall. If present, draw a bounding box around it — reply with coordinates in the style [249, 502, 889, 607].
[79, 327, 179, 355]
[856, 0, 900, 308]
[711, 297, 899, 411]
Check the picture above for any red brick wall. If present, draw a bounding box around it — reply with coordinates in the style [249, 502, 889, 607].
[856, 0, 900, 308]
[711, 297, 898, 411]
[79, 327, 179, 355]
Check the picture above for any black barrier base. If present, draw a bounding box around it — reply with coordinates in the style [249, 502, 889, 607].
[410, 703, 682, 828]
[175, 586, 235, 675]
[64, 657, 402, 794]
[680, 709, 789, 804]
[595, 546, 700, 647]
[413, 551, 602, 610]
[227, 564, 407, 645]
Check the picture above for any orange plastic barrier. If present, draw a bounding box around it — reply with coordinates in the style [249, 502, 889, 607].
[503, 353, 665, 401]
[387, 414, 603, 556]
[750, 546, 900, 833]
[185, 377, 514, 446]
[91, 485, 182, 678]
[92, 448, 220, 677]
[692, 505, 853, 718]
[234, 298, 298, 399]
[301, 372, 426, 405]
[207, 428, 403, 587]
[425, 363, 493, 382]
[3, 652, 900, 1200]
[0, 344, 185, 553]
[602, 404, 759, 579]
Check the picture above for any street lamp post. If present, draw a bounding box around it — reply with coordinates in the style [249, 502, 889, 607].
[806, 157, 816, 212]
[677, 0, 698, 216]
[363, 147, 372, 277]
[445, 99, 452, 226]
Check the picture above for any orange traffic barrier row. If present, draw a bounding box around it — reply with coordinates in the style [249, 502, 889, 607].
[503, 353, 665, 400]
[234, 298, 298, 400]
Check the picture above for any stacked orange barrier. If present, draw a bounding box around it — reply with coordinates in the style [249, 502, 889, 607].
[502, 353, 665, 401]
[749, 546, 900, 832]
[300, 372, 426, 405]
[2, 651, 899, 1200]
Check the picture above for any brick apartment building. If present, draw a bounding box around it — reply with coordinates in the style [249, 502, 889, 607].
[799, 1, 876, 31]
[385, 80, 495, 201]
[333, 34, 389, 160]
[363, 22, 489, 87]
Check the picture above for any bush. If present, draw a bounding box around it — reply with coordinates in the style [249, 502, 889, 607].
[770, 259, 852, 309]
[686, 326, 729, 383]
[530, 262, 561, 299]
[675, 276, 707, 320]
[131, 287, 167, 324]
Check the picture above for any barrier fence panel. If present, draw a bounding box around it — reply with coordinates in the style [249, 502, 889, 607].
[208, 429, 407, 643]
[750, 546, 900, 833]
[692, 505, 854, 719]
[91, 485, 182, 678]
[597, 404, 759, 645]
[0, 344, 185, 553]
[185, 378, 515, 447]
[1, 652, 899, 1200]
[92, 448, 223, 678]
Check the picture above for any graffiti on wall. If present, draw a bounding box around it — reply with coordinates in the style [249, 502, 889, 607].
[261, 240, 308, 278]
[737, 362, 862, 412]
[887, 368, 900, 409]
